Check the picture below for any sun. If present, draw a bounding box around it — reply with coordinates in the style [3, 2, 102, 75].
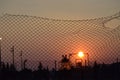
[78, 52, 84, 58]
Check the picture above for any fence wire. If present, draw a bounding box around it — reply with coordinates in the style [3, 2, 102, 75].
[0, 12, 120, 70]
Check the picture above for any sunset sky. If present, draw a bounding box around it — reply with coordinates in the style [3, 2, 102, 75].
[0, 0, 120, 69]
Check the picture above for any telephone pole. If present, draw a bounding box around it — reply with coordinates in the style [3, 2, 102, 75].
[11, 46, 15, 66]
[0, 38, 2, 69]
[20, 50, 23, 70]
[54, 60, 57, 70]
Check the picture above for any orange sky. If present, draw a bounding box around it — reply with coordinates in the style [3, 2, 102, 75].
[0, 0, 120, 69]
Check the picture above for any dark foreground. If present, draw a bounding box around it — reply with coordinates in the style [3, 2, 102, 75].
[0, 62, 120, 80]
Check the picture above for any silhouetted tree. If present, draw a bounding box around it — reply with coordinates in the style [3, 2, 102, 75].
[10, 64, 16, 71]
[93, 61, 99, 80]
[23, 59, 27, 69]
[38, 62, 43, 71]
[6, 63, 10, 70]
[60, 55, 71, 70]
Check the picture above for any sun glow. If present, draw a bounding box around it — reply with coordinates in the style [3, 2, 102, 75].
[78, 52, 84, 58]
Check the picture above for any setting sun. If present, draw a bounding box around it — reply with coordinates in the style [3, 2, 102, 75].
[78, 52, 84, 58]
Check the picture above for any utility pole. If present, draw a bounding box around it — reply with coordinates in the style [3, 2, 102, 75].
[0, 38, 2, 69]
[20, 50, 23, 70]
[87, 53, 89, 67]
[54, 60, 57, 71]
[11, 46, 15, 66]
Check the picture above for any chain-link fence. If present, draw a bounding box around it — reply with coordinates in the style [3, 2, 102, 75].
[0, 12, 120, 70]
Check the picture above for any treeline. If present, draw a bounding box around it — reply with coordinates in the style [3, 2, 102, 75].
[0, 61, 120, 80]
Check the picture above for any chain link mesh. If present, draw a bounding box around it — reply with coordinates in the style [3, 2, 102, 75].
[0, 13, 120, 70]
